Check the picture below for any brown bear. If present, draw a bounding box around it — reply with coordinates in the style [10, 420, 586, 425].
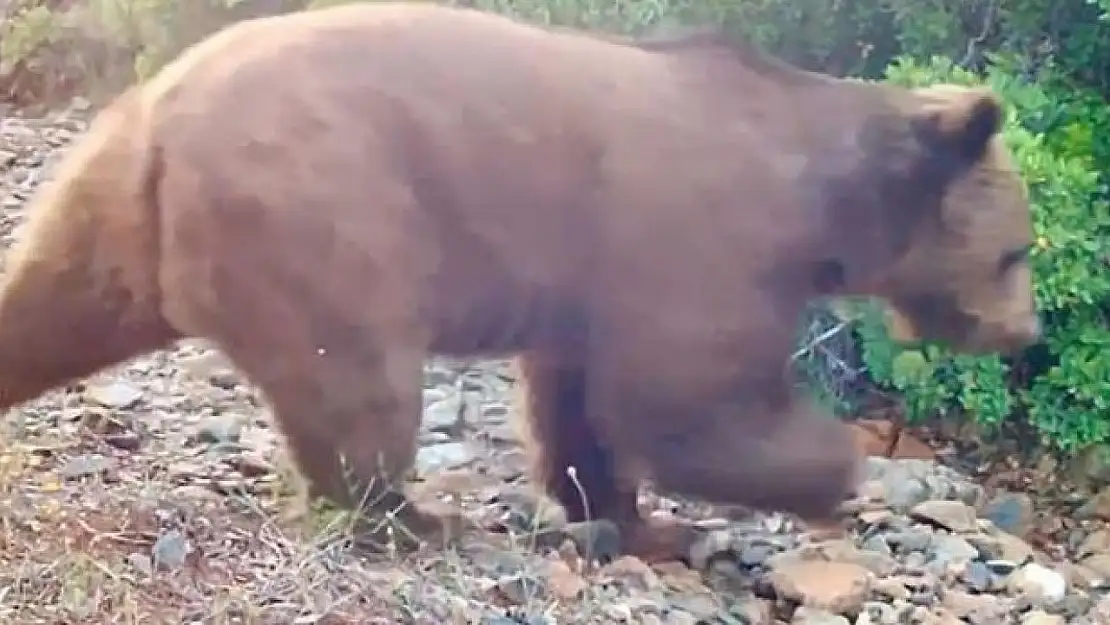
[0, 3, 1040, 562]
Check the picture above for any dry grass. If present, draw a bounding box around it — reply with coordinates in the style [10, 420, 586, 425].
[0, 424, 398, 623]
[0, 385, 653, 625]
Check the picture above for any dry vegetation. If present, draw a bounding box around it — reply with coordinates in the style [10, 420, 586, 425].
[0, 343, 626, 624]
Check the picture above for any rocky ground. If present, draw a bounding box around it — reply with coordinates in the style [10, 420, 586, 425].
[3, 103, 1110, 625]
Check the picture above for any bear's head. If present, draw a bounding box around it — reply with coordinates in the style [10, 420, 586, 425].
[822, 82, 1040, 355]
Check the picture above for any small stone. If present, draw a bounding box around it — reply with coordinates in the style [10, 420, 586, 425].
[482, 402, 510, 420]
[686, 529, 735, 570]
[942, 589, 1009, 622]
[179, 351, 239, 388]
[1021, 610, 1064, 625]
[961, 560, 1000, 593]
[561, 519, 622, 564]
[884, 529, 933, 553]
[1047, 594, 1094, 619]
[104, 432, 142, 451]
[857, 508, 896, 526]
[663, 609, 696, 625]
[167, 460, 210, 480]
[981, 492, 1035, 537]
[543, 558, 586, 600]
[1075, 488, 1110, 521]
[78, 409, 132, 435]
[968, 531, 1035, 565]
[872, 578, 910, 601]
[151, 530, 189, 571]
[766, 560, 872, 614]
[603, 603, 635, 622]
[492, 574, 540, 605]
[883, 476, 932, 512]
[1076, 529, 1110, 559]
[1079, 553, 1110, 578]
[791, 607, 849, 625]
[1007, 562, 1067, 603]
[232, 452, 274, 478]
[170, 484, 221, 502]
[193, 416, 244, 445]
[600, 555, 660, 591]
[59, 454, 117, 479]
[738, 542, 780, 567]
[1097, 595, 1110, 619]
[424, 394, 464, 433]
[126, 553, 153, 576]
[927, 535, 979, 569]
[84, 381, 143, 409]
[415, 441, 477, 476]
[910, 500, 979, 533]
[731, 599, 774, 625]
[817, 539, 897, 577]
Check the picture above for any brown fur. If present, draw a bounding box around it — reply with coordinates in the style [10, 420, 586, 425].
[0, 4, 1039, 559]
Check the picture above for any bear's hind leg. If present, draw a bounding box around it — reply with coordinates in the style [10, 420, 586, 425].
[518, 351, 697, 563]
[0, 90, 179, 411]
[244, 340, 467, 554]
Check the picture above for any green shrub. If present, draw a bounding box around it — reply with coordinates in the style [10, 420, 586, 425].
[844, 55, 1110, 453]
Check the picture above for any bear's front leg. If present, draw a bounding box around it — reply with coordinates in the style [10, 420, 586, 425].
[517, 349, 708, 565]
[638, 378, 862, 531]
[580, 336, 861, 565]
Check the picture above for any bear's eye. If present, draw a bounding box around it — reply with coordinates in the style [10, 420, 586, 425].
[997, 244, 1032, 275]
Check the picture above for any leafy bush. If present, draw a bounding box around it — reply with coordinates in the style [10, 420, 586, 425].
[843, 55, 1110, 453]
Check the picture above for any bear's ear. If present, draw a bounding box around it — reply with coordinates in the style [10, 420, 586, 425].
[909, 85, 1003, 163]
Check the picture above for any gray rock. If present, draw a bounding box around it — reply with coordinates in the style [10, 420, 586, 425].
[739, 541, 780, 568]
[884, 476, 932, 512]
[860, 533, 894, 557]
[1079, 553, 1110, 578]
[927, 535, 979, 569]
[423, 394, 464, 433]
[1075, 488, 1110, 521]
[423, 364, 458, 387]
[791, 607, 850, 625]
[126, 553, 153, 577]
[766, 560, 872, 615]
[1045, 594, 1094, 620]
[482, 402, 510, 421]
[415, 441, 476, 475]
[1007, 562, 1068, 603]
[962, 560, 1000, 593]
[193, 416, 244, 445]
[59, 454, 117, 479]
[885, 529, 933, 554]
[818, 539, 897, 577]
[84, 381, 143, 409]
[981, 492, 1035, 536]
[1022, 610, 1064, 625]
[910, 500, 979, 533]
[967, 531, 1034, 565]
[151, 529, 189, 571]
